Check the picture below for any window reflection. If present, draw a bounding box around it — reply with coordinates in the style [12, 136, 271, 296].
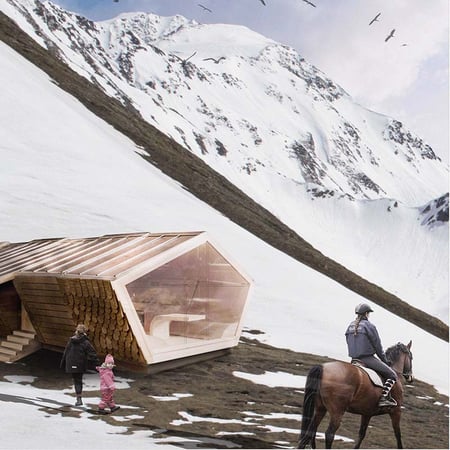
[126, 243, 249, 351]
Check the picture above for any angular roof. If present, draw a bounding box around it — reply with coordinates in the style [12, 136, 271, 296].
[0, 232, 204, 283]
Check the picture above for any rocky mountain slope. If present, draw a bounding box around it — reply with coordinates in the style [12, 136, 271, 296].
[4, 0, 447, 201]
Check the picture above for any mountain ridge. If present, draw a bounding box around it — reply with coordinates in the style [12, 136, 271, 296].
[4, 0, 447, 203]
[0, 10, 447, 342]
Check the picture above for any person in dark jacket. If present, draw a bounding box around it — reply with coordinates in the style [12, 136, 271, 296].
[60, 324, 99, 406]
[345, 303, 398, 407]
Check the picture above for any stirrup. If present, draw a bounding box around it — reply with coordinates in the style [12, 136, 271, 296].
[378, 396, 397, 407]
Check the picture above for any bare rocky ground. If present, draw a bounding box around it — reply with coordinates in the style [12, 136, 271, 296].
[0, 333, 448, 449]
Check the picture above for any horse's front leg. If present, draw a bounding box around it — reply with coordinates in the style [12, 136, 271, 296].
[389, 408, 403, 448]
[354, 415, 371, 449]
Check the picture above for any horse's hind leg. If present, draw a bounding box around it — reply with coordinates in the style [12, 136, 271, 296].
[389, 408, 403, 448]
[310, 404, 326, 448]
[324, 412, 345, 449]
[354, 415, 371, 449]
[298, 404, 326, 449]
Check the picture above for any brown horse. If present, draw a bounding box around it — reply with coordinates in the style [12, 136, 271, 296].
[298, 341, 413, 449]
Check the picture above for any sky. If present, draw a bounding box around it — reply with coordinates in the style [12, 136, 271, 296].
[49, 0, 449, 163]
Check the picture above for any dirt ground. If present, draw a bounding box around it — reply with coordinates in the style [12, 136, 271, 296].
[1, 334, 448, 449]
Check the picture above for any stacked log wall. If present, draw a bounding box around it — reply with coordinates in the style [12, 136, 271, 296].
[58, 278, 146, 365]
[13, 275, 146, 366]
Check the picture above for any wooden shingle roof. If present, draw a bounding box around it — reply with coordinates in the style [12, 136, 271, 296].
[0, 232, 203, 283]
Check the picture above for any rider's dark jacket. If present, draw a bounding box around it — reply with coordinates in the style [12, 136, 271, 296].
[345, 317, 388, 364]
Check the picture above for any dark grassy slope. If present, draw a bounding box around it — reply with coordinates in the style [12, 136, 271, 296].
[1, 12, 447, 342]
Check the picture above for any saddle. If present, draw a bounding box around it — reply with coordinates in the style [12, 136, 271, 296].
[351, 359, 384, 387]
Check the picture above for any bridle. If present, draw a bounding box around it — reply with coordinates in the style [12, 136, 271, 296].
[402, 351, 413, 381]
[394, 344, 413, 382]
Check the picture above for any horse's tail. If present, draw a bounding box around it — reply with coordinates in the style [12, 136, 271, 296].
[298, 365, 323, 449]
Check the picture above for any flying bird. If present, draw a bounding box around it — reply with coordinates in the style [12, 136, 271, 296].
[369, 13, 381, 26]
[173, 51, 197, 66]
[258, 0, 266, 5]
[203, 56, 226, 64]
[384, 29, 395, 42]
[198, 4, 212, 13]
[302, 0, 316, 7]
[183, 52, 197, 64]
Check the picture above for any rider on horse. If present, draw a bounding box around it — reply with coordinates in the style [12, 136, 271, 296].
[345, 303, 398, 407]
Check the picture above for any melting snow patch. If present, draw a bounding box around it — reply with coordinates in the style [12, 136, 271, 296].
[315, 431, 354, 444]
[112, 414, 145, 422]
[233, 370, 307, 389]
[275, 440, 291, 446]
[150, 392, 193, 401]
[242, 410, 302, 421]
[256, 423, 302, 434]
[171, 411, 252, 427]
[216, 431, 255, 436]
[4, 375, 37, 384]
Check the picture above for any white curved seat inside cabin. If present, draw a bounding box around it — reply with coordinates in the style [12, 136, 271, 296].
[149, 313, 206, 338]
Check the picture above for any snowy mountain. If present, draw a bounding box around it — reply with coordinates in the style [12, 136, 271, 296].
[0, 0, 448, 326]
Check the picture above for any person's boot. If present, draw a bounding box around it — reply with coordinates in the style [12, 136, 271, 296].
[75, 396, 83, 406]
[378, 379, 397, 407]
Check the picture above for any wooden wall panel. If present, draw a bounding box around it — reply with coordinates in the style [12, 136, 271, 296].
[13, 275, 74, 347]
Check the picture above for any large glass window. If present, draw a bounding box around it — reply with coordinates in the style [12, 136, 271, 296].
[126, 243, 249, 351]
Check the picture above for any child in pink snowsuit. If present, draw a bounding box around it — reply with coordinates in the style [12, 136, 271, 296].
[96, 354, 119, 413]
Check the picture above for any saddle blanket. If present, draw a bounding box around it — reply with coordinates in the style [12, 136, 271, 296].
[351, 362, 384, 387]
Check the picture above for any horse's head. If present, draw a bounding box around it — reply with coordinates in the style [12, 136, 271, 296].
[386, 340, 413, 383]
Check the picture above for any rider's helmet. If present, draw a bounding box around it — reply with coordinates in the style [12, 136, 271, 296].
[355, 303, 374, 315]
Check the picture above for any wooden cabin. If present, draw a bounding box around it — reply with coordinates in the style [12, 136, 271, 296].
[0, 232, 252, 370]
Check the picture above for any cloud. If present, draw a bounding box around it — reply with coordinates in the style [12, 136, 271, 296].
[282, 0, 448, 99]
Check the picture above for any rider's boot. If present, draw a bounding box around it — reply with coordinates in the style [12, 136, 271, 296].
[378, 378, 397, 407]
